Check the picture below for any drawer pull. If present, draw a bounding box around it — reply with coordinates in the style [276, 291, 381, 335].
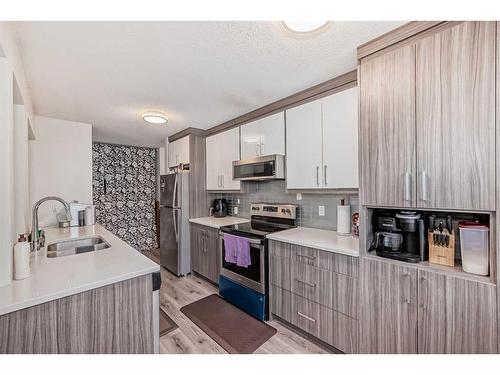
[296, 253, 316, 260]
[297, 311, 316, 323]
[295, 278, 317, 288]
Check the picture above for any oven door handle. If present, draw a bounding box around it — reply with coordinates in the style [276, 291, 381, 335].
[219, 232, 264, 246]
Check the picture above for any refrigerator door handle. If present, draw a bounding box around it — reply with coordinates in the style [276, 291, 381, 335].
[172, 173, 179, 208]
[173, 208, 179, 242]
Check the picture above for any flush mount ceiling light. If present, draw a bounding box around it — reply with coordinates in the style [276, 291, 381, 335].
[142, 111, 168, 124]
[282, 21, 330, 34]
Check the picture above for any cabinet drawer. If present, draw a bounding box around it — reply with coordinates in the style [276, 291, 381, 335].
[269, 240, 359, 278]
[270, 285, 358, 353]
[270, 256, 359, 318]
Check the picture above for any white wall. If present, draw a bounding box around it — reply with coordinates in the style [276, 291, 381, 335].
[13, 104, 30, 235]
[30, 116, 93, 227]
[0, 57, 14, 287]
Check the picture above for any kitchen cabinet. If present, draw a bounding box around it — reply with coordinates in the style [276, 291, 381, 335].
[359, 45, 416, 207]
[240, 112, 285, 159]
[168, 136, 190, 168]
[415, 21, 496, 211]
[360, 21, 496, 211]
[417, 270, 497, 354]
[269, 240, 359, 353]
[190, 224, 219, 284]
[286, 88, 358, 190]
[206, 127, 240, 190]
[359, 257, 418, 354]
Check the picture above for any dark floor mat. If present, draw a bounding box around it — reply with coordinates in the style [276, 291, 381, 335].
[160, 308, 178, 337]
[180, 294, 277, 354]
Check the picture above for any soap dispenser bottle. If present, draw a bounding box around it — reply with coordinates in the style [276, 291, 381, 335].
[14, 234, 31, 280]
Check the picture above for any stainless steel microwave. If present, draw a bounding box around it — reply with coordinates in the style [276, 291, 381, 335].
[232, 154, 285, 181]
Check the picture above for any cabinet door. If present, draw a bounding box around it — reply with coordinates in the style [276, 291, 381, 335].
[259, 111, 285, 156]
[240, 119, 261, 159]
[205, 227, 219, 284]
[219, 127, 241, 190]
[418, 270, 497, 353]
[416, 22, 496, 210]
[205, 134, 221, 190]
[359, 258, 418, 354]
[360, 45, 416, 207]
[176, 136, 190, 165]
[167, 139, 179, 168]
[322, 87, 359, 189]
[285, 99, 323, 189]
[190, 225, 202, 274]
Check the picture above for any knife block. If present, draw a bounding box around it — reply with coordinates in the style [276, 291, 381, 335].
[428, 230, 455, 267]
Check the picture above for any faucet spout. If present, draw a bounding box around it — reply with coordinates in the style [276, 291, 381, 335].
[31, 196, 72, 252]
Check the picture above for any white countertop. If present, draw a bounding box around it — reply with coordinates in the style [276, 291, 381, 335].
[266, 227, 359, 257]
[189, 216, 250, 229]
[0, 224, 160, 316]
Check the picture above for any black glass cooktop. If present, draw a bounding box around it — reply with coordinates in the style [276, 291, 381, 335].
[220, 220, 295, 239]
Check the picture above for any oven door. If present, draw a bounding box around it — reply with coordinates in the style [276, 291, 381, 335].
[219, 233, 266, 294]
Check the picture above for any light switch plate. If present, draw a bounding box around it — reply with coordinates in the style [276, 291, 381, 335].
[296, 193, 302, 201]
[318, 205, 325, 216]
[233, 206, 238, 215]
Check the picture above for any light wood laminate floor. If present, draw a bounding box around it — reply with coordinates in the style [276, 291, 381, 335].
[143, 249, 329, 354]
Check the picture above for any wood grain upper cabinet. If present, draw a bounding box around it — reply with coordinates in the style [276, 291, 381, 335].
[206, 128, 240, 190]
[360, 45, 416, 207]
[417, 270, 498, 353]
[240, 112, 285, 159]
[168, 136, 190, 168]
[322, 87, 359, 189]
[416, 22, 496, 210]
[286, 99, 324, 189]
[359, 257, 418, 354]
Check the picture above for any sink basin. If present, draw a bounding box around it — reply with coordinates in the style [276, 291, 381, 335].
[46, 236, 111, 258]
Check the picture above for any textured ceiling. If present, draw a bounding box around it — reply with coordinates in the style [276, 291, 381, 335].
[12, 21, 405, 147]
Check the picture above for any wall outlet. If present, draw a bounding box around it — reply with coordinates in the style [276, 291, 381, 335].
[296, 193, 302, 201]
[233, 206, 238, 215]
[318, 205, 325, 217]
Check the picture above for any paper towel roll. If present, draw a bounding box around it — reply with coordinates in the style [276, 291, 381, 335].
[337, 205, 351, 235]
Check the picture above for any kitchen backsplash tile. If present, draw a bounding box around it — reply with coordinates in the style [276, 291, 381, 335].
[209, 180, 359, 231]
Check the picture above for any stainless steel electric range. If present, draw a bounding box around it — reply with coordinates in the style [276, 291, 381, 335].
[218, 203, 297, 321]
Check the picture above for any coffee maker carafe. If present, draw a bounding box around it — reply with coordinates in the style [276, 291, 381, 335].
[372, 211, 425, 263]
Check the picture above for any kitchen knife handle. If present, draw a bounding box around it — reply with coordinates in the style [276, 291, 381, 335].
[421, 171, 428, 202]
[403, 172, 411, 201]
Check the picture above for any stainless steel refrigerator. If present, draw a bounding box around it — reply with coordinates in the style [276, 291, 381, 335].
[159, 172, 190, 276]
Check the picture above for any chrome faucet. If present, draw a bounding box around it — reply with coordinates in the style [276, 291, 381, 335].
[31, 196, 72, 252]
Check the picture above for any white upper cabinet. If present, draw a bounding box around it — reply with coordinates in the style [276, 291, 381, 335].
[240, 112, 285, 159]
[206, 127, 240, 190]
[286, 88, 359, 190]
[286, 99, 324, 189]
[322, 87, 359, 189]
[168, 136, 190, 168]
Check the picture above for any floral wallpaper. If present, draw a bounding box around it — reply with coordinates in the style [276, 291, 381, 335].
[92, 143, 158, 251]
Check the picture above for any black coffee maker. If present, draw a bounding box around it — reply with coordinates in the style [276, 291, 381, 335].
[371, 211, 425, 263]
[213, 199, 228, 218]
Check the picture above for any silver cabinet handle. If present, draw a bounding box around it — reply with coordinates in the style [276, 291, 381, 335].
[403, 172, 411, 201]
[295, 278, 317, 288]
[421, 171, 428, 202]
[221, 175, 224, 188]
[316, 166, 320, 186]
[296, 253, 316, 260]
[217, 175, 220, 188]
[297, 311, 316, 323]
[324, 165, 327, 186]
[255, 144, 260, 156]
[260, 143, 265, 155]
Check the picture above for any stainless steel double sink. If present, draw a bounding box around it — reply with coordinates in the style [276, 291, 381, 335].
[46, 236, 111, 258]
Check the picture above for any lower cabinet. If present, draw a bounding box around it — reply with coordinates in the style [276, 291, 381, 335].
[190, 224, 220, 284]
[269, 240, 359, 353]
[360, 257, 498, 354]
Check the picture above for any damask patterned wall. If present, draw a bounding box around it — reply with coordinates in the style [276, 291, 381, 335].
[92, 143, 158, 251]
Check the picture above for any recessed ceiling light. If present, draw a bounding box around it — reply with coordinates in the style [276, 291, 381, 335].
[282, 21, 330, 33]
[142, 111, 168, 124]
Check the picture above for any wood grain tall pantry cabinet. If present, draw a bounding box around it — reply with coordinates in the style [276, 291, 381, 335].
[286, 87, 359, 190]
[240, 112, 285, 159]
[360, 257, 498, 353]
[205, 127, 240, 190]
[360, 21, 496, 211]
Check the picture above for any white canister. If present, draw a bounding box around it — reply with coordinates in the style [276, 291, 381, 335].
[14, 234, 31, 280]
